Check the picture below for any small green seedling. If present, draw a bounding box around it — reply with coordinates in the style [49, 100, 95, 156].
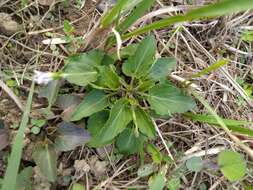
[30, 118, 46, 135]
[63, 20, 84, 54]
[241, 30, 253, 42]
[6, 79, 19, 95]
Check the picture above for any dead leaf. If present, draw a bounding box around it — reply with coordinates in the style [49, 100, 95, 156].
[0, 13, 20, 35]
[89, 156, 107, 178]
[54, 122, 90, 152]
[55, 95, 81, 121]
[74, 160, 90, 179]
[33, 166, 52, 190]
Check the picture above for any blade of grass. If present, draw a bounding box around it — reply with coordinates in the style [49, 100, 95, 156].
[101, 0, 143, 28]
[116, 0, 155, 33]
[123, 0, 253, 39]
[192, 91, 253, 159]
[184, 112, 253, 138]
[101, 0, 130, 27]
[2, 81, 35, 190]
[189, 59, 229, 79]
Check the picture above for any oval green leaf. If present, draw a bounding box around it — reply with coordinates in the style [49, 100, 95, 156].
[148, 57, 176, 81]
[133, 107, 156, 138]
[63, 50, 104, 86]
[87, 110, 109, 137]
[116, 127, 140, 155]
[71, 90, 109, 121]
[218, 150, 246, 181]
[96, 65, 121, 89]
[89, 99, 132, 147]
[148, 173, 166, 190]
[147, 82, 195, 115]
[186, 156, 203, 172]
[122, 35, 156, 78]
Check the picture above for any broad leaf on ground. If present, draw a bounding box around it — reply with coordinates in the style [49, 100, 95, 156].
[133, 107, 156, 138]
[148, 172, 166, 190]
[32, 143, 57, 182]
[63, 50, 104, 86]
[137, 79, 155, 92]
[71, 90, 109, 121]
[123, 36, 156, 78]
[54, 122, 90, 151]
[218, 150, 246, 181]
[116, 127, 142, 155]
[96, 65, 120, 89]
[148, 57, 176, 81]
[147, 82, 195, 115]
[111, 44, 138, 60]
[87, 110, 109, 137]
[186, 156, 203, 172]
[101, 54, 115, 66]
[89, 99, 132, 147]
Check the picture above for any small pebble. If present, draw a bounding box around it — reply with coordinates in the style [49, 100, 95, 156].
[96, 0, 117, 12]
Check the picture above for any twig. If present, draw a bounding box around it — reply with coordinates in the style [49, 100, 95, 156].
[224, 44, 251, 55]
[0, 79, 24, 112]
[153, 119, 174, 161]
[183, 146, 226, 160]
